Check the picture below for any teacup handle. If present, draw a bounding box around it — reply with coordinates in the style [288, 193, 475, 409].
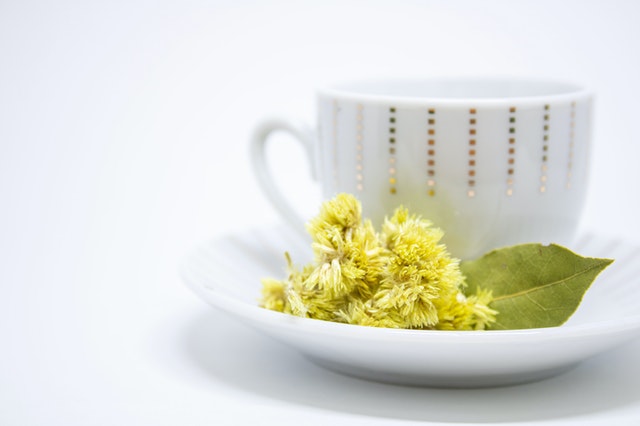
[250, 117, 316, 234]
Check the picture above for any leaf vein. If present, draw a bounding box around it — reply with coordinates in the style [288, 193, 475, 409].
[492, 261, 607, 302]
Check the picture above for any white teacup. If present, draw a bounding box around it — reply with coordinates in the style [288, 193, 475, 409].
[251, 78, 593, 259]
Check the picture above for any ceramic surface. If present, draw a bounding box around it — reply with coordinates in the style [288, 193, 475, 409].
[251, 78, 593, 259]
[181, 225, 640, 388]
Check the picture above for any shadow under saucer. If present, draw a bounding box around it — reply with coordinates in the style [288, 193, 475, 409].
[176, 308, 640, 423]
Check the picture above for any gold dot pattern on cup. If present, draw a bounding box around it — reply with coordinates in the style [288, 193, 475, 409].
[332, 99, 340, 190]
[427, 108, 436, 196]
[356, 103, 364, 192]
[567, 101, 576, 189]
[506, 106, 517, 197]
[467, 108, 477, 198]
[540, 104, 550, 193]
[389, 106, 397, 194]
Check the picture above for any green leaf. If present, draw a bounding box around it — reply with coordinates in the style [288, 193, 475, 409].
[460, 244, 613, 330]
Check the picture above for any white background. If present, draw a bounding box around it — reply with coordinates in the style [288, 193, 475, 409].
[2, 0, 640, 425]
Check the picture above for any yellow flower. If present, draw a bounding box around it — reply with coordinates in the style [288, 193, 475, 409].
[370, 207, 466, 328]
[260, 278, 287, 313]
[304, 193, 386, 304]
[434, 289, 498, 331]
[259, 193, 497, 330]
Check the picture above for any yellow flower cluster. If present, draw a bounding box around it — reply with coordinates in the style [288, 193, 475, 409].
[261, 193, 497, 330]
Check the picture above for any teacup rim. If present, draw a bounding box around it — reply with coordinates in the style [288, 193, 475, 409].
[317, 76, 593, 106]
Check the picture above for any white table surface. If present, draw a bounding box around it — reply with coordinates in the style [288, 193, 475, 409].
[2, 1, 640, 424]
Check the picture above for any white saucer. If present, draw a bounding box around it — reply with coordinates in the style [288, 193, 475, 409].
[181, 225, 640, 388]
